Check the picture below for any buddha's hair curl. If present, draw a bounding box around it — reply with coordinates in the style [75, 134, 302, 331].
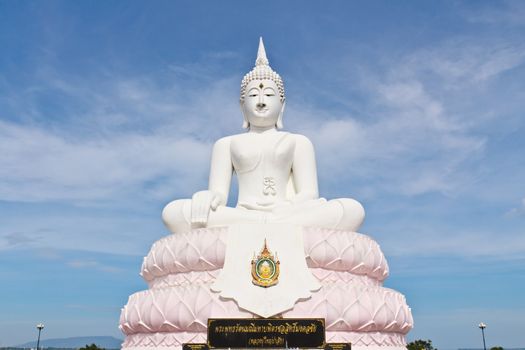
[240, 65, 285, 103]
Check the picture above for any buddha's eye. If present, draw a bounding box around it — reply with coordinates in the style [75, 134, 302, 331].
[263, 88, 276, 97]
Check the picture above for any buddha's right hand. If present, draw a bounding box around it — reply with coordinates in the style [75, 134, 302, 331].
[190, 190, 222, 228]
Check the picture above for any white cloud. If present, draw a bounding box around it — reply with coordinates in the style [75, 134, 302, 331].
[0, 213, 160, 254]
[464, 1, 525, 26]
[0, 68, 245, 204]
[67, 259, 122, 273]
[0, 119, 212, 202]
[380, 226, 525, 259]
[400, 38, 525, 87]
[505, 197, 525, 217]
[289, 76, 485, 199]
[306, 34, 525, 201]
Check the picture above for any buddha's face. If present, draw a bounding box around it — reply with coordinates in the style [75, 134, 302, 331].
[241, 79, 284, 129]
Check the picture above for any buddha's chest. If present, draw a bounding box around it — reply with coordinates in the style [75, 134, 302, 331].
[230, 132, 295, 174]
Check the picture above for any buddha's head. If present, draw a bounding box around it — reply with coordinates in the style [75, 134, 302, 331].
[240, 38, 285, 130]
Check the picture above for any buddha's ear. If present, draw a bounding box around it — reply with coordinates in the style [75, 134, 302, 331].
[240, 100, 249, 129]
[276, 99, 286, 129]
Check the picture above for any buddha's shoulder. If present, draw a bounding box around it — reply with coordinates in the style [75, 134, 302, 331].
[212, 135, 233, 151]
[284, 133, 314, 150]
[214, 135, 234, 143]
[218, 132, 312, 145]
[289, 133, 313, 143]
[213, 134, 248, 148]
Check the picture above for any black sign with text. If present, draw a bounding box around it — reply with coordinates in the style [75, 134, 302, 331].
[324, 343, 352, 350]
[207, 318, 326, 348]
[182, 344, 209, 350]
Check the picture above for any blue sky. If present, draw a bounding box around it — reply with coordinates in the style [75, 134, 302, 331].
[1, 0, 524, 348]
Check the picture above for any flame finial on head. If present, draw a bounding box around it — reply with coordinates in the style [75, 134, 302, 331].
[240, 37, 285, 103]
[255, 37, 269, 67]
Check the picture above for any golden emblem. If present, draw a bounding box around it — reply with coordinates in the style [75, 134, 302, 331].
[251, 239, 280, 288]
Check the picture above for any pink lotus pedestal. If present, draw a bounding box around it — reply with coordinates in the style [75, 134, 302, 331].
[120, 226, 413, 350]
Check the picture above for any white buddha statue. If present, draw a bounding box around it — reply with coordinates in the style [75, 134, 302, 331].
[162, 38, 365, 234]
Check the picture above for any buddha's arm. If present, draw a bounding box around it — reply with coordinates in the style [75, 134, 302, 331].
[208, 136, 233, 205]
[291, 134, 320, 201]
[190, 137, 232, 227]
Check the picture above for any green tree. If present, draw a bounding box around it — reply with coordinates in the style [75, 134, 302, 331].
[407, 339, 437, 350]
[490, 347, 503, 350]
[78, 344, 105, 350]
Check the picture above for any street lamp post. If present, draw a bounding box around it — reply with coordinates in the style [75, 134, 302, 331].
[478, 322, 487, 350]
[36, 323, 44, 350]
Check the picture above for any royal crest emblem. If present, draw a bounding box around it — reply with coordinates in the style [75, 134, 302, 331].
[251, 239, 280, 288]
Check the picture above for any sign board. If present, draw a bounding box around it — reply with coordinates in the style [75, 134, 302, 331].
[207, 318, 326, 349]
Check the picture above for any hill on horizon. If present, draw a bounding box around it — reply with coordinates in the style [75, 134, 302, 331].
[13, 336, 122, 349]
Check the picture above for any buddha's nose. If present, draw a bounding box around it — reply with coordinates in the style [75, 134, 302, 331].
[256, 102, 266, 109]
